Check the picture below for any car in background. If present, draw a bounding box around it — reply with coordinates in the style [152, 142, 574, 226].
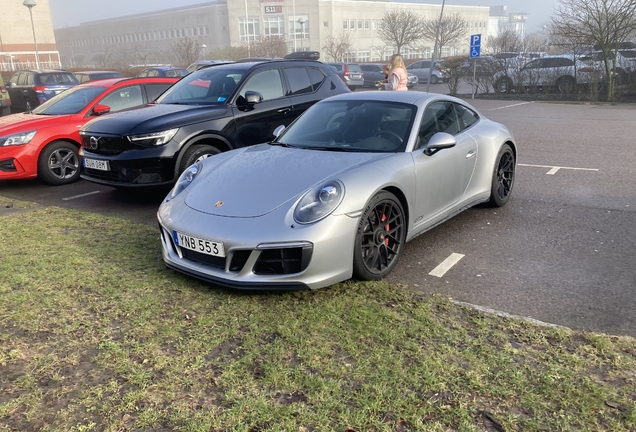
[493, 55, 590, 93]
[0, 77, 178, 185]
[74, 70, 125, 83]
[79, 58, 350, 188]
[327, 62, 364, 91]
[0, 75, 11, 117]
[157, 91, 516, 290]
[406, 60, 443, 84]
[460, 56, 502, 77]
[359, 63, 418, 89]
[187, 60, 234, 73]
[7, 69, 79, 113]
[137, 66, 189, 78]
[582, 50, 636, 83]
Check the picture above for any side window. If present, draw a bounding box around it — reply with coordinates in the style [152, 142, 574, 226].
[98, 85, 144, 112]
[454, 103, 479, 130]
[144, 83, 173, 102]
[138, 70, 148, 77]
[417, 101, 460, 149]
[26, 74, 34, 86]
[16, 73, 26, 86]
[148, 70, 159, 77]
[239, 69, 284, 101]
[308, 68, 326, 91]
[284, 67, 312, 95]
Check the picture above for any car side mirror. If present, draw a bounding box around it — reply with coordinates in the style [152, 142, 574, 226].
[92, 104, 111, 116]
[424, 132, 456, 156]
[273, 125, 285, 137]
[9, 82, 16, 88]
[244, 91, 263, 105]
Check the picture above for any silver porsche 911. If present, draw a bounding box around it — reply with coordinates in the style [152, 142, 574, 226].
[157, 91, 516, 290]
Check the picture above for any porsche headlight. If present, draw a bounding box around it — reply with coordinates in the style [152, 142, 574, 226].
[0, 130, 37, 146]
[128, 128, 179, 146]
[294, 180, 344, 224]
[168, 162, 202, 200]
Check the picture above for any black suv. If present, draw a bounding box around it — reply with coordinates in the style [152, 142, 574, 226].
[7, 69, 79, 113]
[79, 58, 349, 188]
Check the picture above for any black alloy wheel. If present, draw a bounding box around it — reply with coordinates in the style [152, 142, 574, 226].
[487, 143, 515, 207]
[37, 140, 81, 185]
[352, 191, 406, 280]
[495, 77, 513, 93]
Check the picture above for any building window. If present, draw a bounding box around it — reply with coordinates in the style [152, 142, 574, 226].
[343, 20, 348, 29]
[240, 17, 260, 42]
[365, 20, 370, 30]
[324, 21, 329, 27]
[205, 26, 210, 35]
[264, 15, 284, 37]
[372, 20, 377, 29]
[350, 20, 355, 30]
[345, 51, 356, 62]
[358, 20, 363, 29]
[358, 50, 370, 62]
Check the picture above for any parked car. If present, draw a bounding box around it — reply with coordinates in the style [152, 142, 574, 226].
[327, 62, 364, 90]
[74, 70, 125, 83]
[137, 66, 189, 78]
[0, 77, 178, 185]
[406, 60, 443, 84]
[0, 75, 11, 116]
[157, 91, 517, 290]
[460, 56, 503, 77]
[493, 55, 590, 93]
[7, 69, 79, 113]
[582, 50, 636, 83]
[360, 63, 418, 89]
[186, 60, 234, 73]
[79, 58, 350, 188]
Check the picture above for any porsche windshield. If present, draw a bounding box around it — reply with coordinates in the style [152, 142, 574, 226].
[156, 68, 245, 105]
[276, 100, 416, 153]
[32, 86, 106, 115]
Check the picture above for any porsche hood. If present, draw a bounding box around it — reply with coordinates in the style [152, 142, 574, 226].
[184, 144, 389, 217]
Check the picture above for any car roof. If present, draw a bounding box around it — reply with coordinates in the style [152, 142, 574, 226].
[79, 77, 179, 88]
[322, 89, 453, 106]
[16, 69, 72, 74]
[75, 70, 123, 74]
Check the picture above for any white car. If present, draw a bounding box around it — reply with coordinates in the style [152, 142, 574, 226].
[493, 55, 590, 93]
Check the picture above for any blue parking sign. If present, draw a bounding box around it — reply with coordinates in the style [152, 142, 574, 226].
[470, 33, 481, 58]
[470, 45, 481, 58]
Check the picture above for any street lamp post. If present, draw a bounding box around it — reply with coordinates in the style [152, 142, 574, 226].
[23, 0, 40, 70]
[201, 44, 207, 61]
[426, 0, 445, 93]
[297, 18, 306, 51]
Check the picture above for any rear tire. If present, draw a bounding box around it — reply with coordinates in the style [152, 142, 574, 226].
[556, 76, 575, 93]
[179, 144, 221, 174]
[430, 75, 439, 84]
[494, 77, 513, 93]
[486, 144, 515, 207]
[0, 106, 10, 117]
[37, 141, 81, 185]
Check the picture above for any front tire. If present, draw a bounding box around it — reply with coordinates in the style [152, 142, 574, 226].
[37, 141, 81, 185]
[494, 76, 513, 93]
[486, 144, 515, 207]
[556, 76, 575, 93]
[179, 144, 221, 174]
[352, 191, 406, 281]
[430, 75, 439, 84]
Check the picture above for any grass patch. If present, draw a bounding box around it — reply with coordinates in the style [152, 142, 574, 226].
[1, 202, 635, 431]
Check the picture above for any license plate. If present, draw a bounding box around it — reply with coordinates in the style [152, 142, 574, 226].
[83, 158, 110, 171]
[173, 231, 225, 257]
[352, 74, 361, 79]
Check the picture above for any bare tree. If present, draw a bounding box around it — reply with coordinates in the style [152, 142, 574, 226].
[170, 36, 202, 67]
[378, 9, 425, 55]
[251, 36, 288, 58]
[484, 28, 523, 54]
[421, 13, 467, 58]
[322, 32, 353, 62]
[550, 0, 636, 100]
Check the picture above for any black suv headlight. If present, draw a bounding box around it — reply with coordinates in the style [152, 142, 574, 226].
[128, 128, 179, 146]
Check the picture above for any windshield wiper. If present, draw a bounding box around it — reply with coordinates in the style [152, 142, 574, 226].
[269, 142, 296, 148]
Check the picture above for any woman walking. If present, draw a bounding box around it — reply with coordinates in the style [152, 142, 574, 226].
[383, 54, 409, 91]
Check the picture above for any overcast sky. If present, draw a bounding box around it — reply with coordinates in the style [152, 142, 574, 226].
[48, 0, 557, 32]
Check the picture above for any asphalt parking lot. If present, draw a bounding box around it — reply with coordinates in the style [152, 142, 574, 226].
[1, 93, 634, 337]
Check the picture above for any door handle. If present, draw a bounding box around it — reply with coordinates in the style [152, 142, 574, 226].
[466, 150, 476, 159]
[277, 108, 291, 115]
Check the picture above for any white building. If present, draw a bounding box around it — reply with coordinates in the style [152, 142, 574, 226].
[54, 0, 491, 67]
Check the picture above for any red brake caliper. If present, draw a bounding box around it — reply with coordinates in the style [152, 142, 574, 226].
[381, 213, 390, 246]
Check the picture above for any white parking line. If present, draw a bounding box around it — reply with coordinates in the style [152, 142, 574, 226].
[487, 102, 532, 111]
[518, 163, 599, 175]
[62, 191, 101, 201]
[429, 253, 465, 278]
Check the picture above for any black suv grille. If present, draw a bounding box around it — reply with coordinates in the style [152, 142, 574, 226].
[81, 134, 130, 155]
[254, 246, 312, 275]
